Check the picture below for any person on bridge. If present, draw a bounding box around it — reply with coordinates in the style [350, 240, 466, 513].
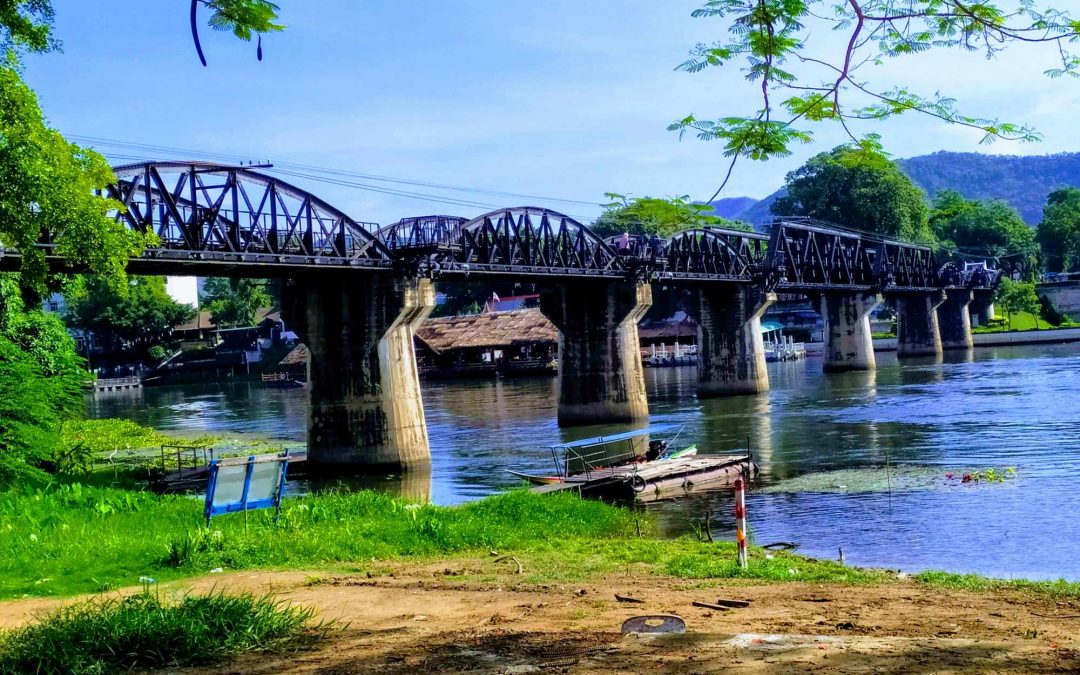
[619, 231, 630, 253]
[649, 233, 662, 261]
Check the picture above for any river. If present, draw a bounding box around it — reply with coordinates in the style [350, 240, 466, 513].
[89, 343, 1080, 581]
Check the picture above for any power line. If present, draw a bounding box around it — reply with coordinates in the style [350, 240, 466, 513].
[66, 134, 604, 209]
[90, 146, 594, 218]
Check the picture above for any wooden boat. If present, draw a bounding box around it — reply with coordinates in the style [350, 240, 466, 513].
[506, 428, 697, 486]
[505, 469, 567, 485]
[540, 454, 757, 500]
[261, 373, 305, 389]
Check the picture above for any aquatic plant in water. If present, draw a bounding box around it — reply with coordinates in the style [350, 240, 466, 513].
[947, 466, 1018, 485]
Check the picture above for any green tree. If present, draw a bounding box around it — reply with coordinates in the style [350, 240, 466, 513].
[591, 194, 747, 239]
[0, 278, 87, 482]
[1, 1, 282, 61]
[996, 277, 1041, 331]
[0, 62, 148, 301]
[929, 190, 1038, 277]
[0, 2, 284, 483]
[0, 2, 284, 302]
[65, 276, 196, 355]
[1036, 187, 1080, 273]
[201, 277, 272, 328]
[771, 146, 931, 241]
[670, 2, 1079, 195]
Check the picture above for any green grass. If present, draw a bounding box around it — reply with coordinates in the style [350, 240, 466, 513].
[516, 536, 888, 585]
[4, 481, 1079, 602]
[914, 570, 1080, 596]
[0, 483, 635, 598]
[0, 590, 322, 673]
[972, 311, 1080, 333]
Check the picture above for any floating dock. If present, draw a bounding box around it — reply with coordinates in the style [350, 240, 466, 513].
[530, 454, 756, 500]
[151, 451, 308, 493]
[92, 376, 142, 393]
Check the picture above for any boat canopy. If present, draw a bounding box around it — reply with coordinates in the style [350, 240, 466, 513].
[548, 425, 675, 451]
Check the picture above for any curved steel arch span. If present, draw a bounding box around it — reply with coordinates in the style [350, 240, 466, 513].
[452, 206, 624, 277]
[107, 161, 392, 274]
[664, 227, 768, 281]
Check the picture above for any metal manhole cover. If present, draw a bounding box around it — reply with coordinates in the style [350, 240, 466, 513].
[620, 614, 686, 635]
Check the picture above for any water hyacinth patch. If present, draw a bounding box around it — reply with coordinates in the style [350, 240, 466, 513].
[946, 467, 1018, 485]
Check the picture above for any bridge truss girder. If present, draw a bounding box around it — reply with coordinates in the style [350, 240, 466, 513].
[105, 161, 392, 275]
[0, 160, 1003, 291]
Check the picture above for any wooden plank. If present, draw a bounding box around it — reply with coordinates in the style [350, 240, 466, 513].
[529, 481, 582, 495]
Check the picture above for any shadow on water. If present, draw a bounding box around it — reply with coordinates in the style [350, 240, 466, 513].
[89, 343, 1080, 580]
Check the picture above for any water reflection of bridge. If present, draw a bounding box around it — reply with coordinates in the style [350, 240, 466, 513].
[1, 161, 1000, 474]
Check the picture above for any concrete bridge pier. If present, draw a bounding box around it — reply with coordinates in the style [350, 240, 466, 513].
[970, 290, 996, 327]
[540, 281, 652, 426]
[283, 275, 435, 472]
[937, 288, 975, 351]
[690, 285, 777, 396]
[817, 292, 883, 372]
[895, 290, 946, 358]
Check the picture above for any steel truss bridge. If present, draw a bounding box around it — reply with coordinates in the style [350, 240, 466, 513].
[1, 161, 998, 292]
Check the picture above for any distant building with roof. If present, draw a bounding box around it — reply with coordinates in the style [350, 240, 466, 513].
[414, 308, 557, 378]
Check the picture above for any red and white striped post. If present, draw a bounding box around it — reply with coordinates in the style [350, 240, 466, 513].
[734, 477, 748, 567]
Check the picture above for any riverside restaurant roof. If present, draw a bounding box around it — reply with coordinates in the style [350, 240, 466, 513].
[415, 308, 557, 354]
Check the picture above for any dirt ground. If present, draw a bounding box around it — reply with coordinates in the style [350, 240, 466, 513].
[3, 559, 1079, 673]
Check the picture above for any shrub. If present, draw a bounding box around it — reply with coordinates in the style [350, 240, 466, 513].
[0, 591, 324, 673]
[1038, 294, 1065, 327]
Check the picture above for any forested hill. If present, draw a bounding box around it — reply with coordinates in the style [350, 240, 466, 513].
[895, 151, 1080, 225]
[725, 151, 1080, 229]
[706, 196, 759, 220]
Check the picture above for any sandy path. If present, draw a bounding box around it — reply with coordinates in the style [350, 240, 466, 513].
[2, 559, 1079, 673]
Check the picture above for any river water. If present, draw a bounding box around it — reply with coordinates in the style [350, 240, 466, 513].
[89, 343, 1080, 581]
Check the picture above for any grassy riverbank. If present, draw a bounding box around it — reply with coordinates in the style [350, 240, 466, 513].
[3, 481, 1080, 602]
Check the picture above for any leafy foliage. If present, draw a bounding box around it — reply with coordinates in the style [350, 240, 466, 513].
[996, 277, 1041, 330]
[0, 0, 55, 52]
[929, 190, 1037, 275]
[0, 62, 148, 300]
[771, 145, 931, 241]
[200, 277, 272, 328]
[203, 0, 283, 39]
[0, 277, 88, 481]
[591, 193, 747, 239]
[672, 1, 1079, 193]
[65, 276, 195, 355]
[1037, 187, 1080, 273]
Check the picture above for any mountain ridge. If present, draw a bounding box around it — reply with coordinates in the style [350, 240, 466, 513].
[722, 150, 1080, 228]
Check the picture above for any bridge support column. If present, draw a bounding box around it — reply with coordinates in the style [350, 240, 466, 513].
[540, 282, 651, 426]
[970, 290, 996, 327]
[818, 292, 882, 372]
[937, 289, 974, 351]
[284, 275, 435, 472]
[691, 285, 776, 396]
[895, 291, 946, 358]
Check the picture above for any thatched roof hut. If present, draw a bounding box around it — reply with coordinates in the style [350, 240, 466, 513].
[278, 308, 558, 371]
[415, 308, 557, 354]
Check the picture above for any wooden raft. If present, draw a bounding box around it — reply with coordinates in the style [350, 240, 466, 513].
[529, 454, 755, 500]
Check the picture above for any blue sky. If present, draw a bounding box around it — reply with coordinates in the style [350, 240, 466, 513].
[24, 1, 1080, 225]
